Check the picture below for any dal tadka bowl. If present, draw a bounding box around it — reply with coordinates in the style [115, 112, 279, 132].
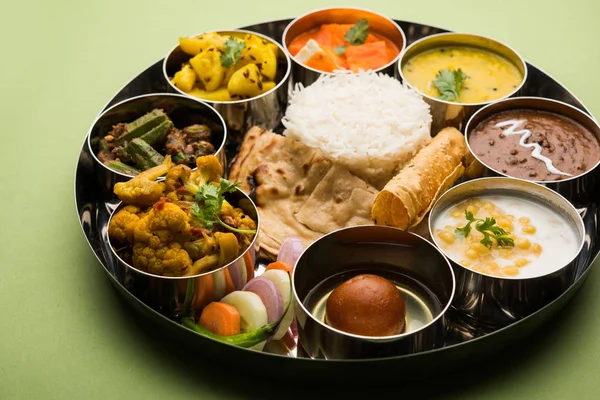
[106, 188, 260, 320]
[163, 29, 291, 145]
[465, 97, 600, 208]
[429, 177, 585, 326]
[87, 93, 227, 197]
[292, 225, 455, 359]
[398, 32, 527, 135]
[282, 7, 406, 88]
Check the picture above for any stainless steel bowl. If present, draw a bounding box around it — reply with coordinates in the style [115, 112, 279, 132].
[163, 30, 291, 145]
[281, 7, 406, 88]
[292, 225, 455, 359]
[464, 97, 600, 208]
[429, 177, 585, 326]
[87, 93, 227, 198]
[398, 32, 528, 135]
[107, 188, 259, 319]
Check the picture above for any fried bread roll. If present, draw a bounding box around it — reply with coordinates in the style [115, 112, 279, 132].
[371, 127, 467, 229]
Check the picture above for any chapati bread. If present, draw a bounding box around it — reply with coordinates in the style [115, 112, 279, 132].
[371, 127, 467, 230]
[230, 127, 378, 257]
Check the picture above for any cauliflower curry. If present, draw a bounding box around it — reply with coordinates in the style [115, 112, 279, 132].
[108, 155, 257, 277]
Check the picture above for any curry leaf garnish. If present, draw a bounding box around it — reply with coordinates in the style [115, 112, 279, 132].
[220, 37, 246, 68]
[333, 45, 347, 56]
[344, 18, 369, 46]
[455, 211, 514, 249]
[433, 69, 468, 102]
[190, 178, 256, 234]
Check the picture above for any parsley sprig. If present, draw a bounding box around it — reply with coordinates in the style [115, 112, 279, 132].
[455, 211, 514, 249]
[220, 37, 246, 68]
[190, 178, 256, 235]
[432, 69, 468, 102]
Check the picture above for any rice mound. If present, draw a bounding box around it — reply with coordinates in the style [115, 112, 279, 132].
[282, 71, 432, 188]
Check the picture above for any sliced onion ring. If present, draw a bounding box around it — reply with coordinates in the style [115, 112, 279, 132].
[277, 237, 304, 269]
[243, 277, 283, 324]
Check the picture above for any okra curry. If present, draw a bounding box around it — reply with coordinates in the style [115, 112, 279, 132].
[95, 109, 218, 175]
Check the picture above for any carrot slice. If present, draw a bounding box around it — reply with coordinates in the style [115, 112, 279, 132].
[265, 261, 293, 275]
[223, 267, 235, 295]
[243, 251, 255, 282]
[193, 274, 215, 313]
[199, 302, 241, 336]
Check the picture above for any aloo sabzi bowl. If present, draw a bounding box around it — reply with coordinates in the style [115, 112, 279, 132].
[398, 32, 528, 135]
[282, 7, 406, 88]
[87, 93, 227, 197]
[106, 189, 260, 320]
[464, 97, 600, 208]
[429, 177, 585, 327]
[292, 225, 455, 360]
[163, 29, 291, 145]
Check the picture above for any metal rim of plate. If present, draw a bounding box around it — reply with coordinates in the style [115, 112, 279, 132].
[74, 18, 600, 384]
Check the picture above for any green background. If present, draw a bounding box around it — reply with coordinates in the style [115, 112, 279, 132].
[2, 0, 600, 398]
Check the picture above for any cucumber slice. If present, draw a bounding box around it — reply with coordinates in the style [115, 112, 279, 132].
[220, 291, 268, 333]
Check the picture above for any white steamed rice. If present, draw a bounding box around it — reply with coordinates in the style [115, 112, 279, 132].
[282, 71, 432, 188]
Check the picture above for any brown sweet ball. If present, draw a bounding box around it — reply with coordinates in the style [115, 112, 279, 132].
[325, 274, 406, 337]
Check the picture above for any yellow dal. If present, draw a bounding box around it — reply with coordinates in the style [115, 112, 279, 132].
[401, 46, 523, 103]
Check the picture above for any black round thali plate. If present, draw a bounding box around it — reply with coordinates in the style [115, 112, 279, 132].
[74, 19, 600, 384]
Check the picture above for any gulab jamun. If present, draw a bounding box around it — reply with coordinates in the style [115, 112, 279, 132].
[325, 274, 406, 336]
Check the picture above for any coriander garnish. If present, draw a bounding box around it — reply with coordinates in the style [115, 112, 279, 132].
[333, 45, 347, 56]
[344, 18, 369, 46]
[432, 68, 468, 102]
[455, 211, 514, 249]
[220, 37, 246, 68]
[190, 178, 256, 235]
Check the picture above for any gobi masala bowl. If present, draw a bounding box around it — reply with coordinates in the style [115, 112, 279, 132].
[106, 154, 260, 319]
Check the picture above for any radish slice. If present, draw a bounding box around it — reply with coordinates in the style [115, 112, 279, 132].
[212, 269, 227, 301]
[243, 277, 283, 324]
[277, 237, 304, 269]
[221, 291, 268, 351]
[220, 291, 268, 332]
[238, 258, 248, 289]
[261, 270, 294, 340]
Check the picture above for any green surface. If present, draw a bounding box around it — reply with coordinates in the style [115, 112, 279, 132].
[1, 0, 600, 398]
